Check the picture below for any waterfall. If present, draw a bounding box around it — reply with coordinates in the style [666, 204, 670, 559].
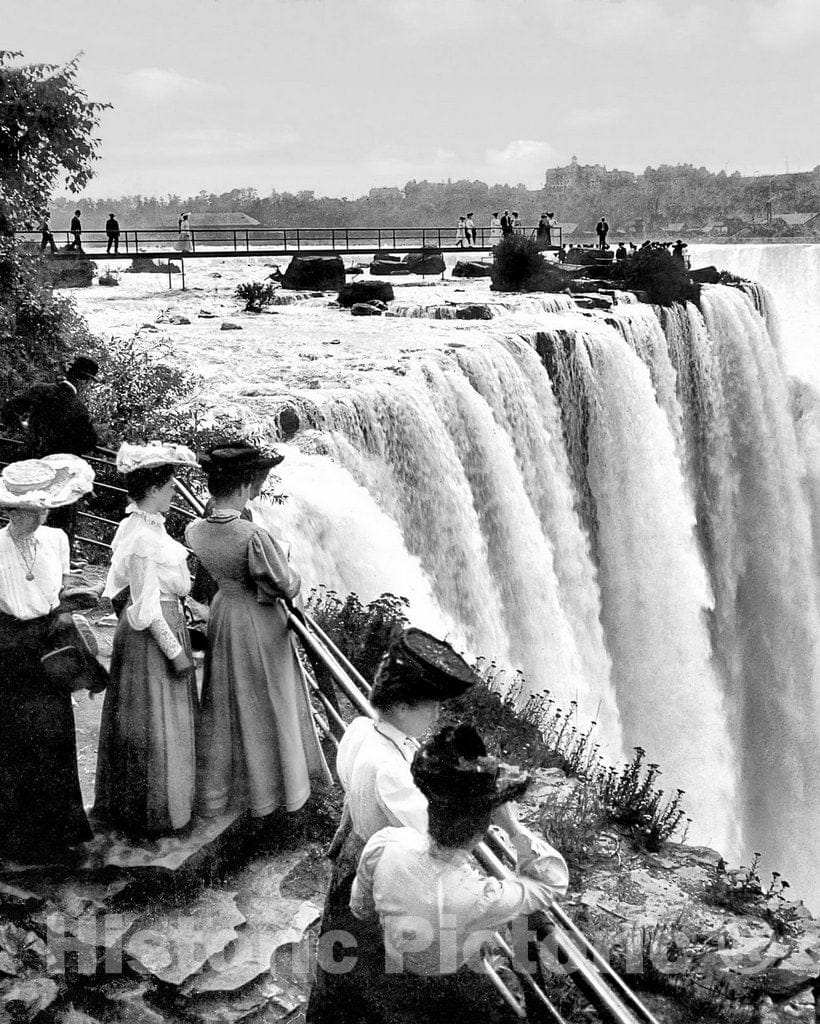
[246, 263, 820, 902]
[542, 318, 740, 853]
[692, 286, 820, 899]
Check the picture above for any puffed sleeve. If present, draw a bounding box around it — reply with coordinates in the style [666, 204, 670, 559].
[127, 554, 183, 660]
[55, 529, 70, 575]
[350, 827, 395, 921]
[248, 529, 301, 604]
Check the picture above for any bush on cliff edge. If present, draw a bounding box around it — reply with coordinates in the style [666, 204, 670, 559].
[610, 246, 701, 307]
[490, 233, 550, 291]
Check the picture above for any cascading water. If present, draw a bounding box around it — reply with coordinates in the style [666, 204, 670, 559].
[253, 265, 819, 902]
[540, 316, 740, 853]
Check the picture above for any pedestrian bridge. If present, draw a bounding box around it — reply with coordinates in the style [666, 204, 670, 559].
[17, 223, 562, 259]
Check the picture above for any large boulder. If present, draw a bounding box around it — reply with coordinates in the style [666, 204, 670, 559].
[338, 280, 395, 307]
[689, 265, 721, 284]
[370, 259, 410, 276]
[454, 304, 493, 320]
[126, 255, 179, 274]
[351, 302, 384, 316]
[404, 249, 445, 275]
[282, 256, 345, 291]
[452, 260, 493, 278]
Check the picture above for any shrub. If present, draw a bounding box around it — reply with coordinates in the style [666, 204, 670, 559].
[235, 280, 276, 312]
[490, 233, 550, 291]
[609, 247, 701, 307]
[595, 747, 689, 851]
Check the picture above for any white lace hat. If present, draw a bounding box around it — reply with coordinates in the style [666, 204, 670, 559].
[115, 442, 198, 474]
[0, 454, 95, 509]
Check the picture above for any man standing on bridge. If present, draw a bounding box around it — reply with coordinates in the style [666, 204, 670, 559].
[106, 213, 120, 254]
[67, 210, 83, 252]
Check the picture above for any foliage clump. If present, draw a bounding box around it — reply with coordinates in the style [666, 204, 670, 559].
[609, 246, 701, 307]
[235, 280, 276, 312]
[489, 234, 554, 292]
[706, 853, 800, 938]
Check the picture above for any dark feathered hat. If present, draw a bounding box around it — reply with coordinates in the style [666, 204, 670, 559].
[198, 440, 284, 474]
[370, 627, 476, 708]
[411, 724, 531, 809]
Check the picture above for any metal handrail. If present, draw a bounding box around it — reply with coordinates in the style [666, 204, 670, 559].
[13, 223, 563, 254]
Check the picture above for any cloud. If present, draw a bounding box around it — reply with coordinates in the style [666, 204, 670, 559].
[121, 67, 224, 101]
[486, 139, 555, 169]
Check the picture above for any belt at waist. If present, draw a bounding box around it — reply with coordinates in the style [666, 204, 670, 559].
[216, 580, 253, 597]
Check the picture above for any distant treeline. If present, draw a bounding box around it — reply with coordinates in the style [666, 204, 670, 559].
[42, 161, 820, 233]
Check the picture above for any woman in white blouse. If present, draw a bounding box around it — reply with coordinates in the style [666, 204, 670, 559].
[0, 454, 96, 864]
[93, 442, 199, 836]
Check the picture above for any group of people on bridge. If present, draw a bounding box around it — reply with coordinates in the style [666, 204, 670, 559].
[37, 210, 194, 254]
[0, 355, 569, 1023]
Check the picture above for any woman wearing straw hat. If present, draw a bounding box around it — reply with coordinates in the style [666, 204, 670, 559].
[93, 442, 200, 837]
[185, 443, 331, 826]
[0, 454, 97, 864]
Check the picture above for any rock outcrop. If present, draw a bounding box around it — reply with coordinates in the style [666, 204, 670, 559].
[337, 280, 395, 307]
[282, 256, 345, 291]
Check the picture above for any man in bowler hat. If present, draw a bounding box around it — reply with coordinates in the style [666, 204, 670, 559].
[2, 356, 100, 556]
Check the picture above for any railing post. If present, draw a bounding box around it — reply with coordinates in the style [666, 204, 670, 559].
[134, 230, 139, 252]
[296, 228, 301, 250]
[332, 228, 336, 250]
[392, 228, 396, 249]
[345, 228, 349, 249]
[245, 229, 249, 252]
[191, 229, 196, 253]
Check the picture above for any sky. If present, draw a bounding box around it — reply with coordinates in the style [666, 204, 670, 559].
[4, 0, 820, 199]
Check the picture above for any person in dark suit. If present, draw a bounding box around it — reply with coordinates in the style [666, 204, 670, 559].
[67, 210, 83, 252]
[596, 215, 609, 250]
[2, 356, 100, 557]
[105, 214, 120, 254]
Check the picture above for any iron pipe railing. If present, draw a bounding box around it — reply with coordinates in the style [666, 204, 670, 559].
[13, 223, 563, 254]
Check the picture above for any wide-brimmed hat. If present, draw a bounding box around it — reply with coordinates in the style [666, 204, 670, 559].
[198, 441, 284, 474]
[0, 454, 95, 510]
[412, 724, 531, 809]
[370, 627, 476, 707]
[68, 356, 99, 382]
[116, 442, 198, 475]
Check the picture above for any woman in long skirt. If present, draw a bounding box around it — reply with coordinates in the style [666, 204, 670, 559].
[93, 442, 199, 837]
[0, 455, 97, 863]
[186, 442, 330, 823]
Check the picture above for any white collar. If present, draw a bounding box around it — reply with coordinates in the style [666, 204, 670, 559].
[375, 718, 419, 758]
[59, 379, 77, 395]
[126, 504, 165, 526]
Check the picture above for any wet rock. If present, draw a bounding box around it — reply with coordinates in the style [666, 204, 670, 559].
[198, 310, 216, 319]
[452, 260, 493, 278]
[404, 249, 446, 275]
[689, 266, 721, 284]
[2, 977, 59, 1020]
[182, 851, 320, 995]
[220, 322, 242, 331]
[454, 304, 493, 320]
[168, 315, 191, 325]
[125, 890, 245, 986]
[337, 281, 395, 308]
[278, 406, 300, 440]
[127, 257, 179, 274]
[351, 302, 384, 316]
[282, 256, 345, 291]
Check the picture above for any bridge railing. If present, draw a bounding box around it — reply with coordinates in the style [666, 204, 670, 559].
[14, 224, 562, 254]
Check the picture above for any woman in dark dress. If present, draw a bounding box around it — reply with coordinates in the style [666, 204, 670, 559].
[185, 443, 330, 823]
[0, 454, 98, 864]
